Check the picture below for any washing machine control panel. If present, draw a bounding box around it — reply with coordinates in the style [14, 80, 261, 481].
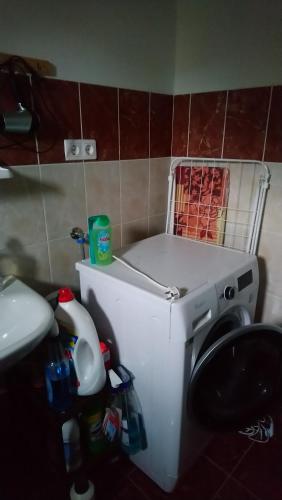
[223, 286, 235, 300]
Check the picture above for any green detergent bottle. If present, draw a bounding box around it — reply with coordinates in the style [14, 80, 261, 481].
[88, 215, 112, 265]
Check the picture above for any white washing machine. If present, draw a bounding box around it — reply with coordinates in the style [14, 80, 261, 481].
[76, 233, 282, 492]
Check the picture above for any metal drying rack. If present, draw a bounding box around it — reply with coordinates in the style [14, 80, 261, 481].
[166, 157, 271, 255]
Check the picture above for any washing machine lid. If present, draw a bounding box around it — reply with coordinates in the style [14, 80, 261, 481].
[189, 323, 282, 429]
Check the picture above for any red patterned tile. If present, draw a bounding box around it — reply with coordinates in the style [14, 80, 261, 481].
[172, 94, 190, 156]
[189, 91, 226, 158]
[264, 86, 282, 162]
[34, 78, 81, 164]
[204, 431, 251, 473]
[223, 87, 270, 160]
[0, 73, 37, 165]
[215, 478, 259, 500]
[150, 92, 173, 158]
[80, 83, 118, 161]
[119, 89, 149, 160]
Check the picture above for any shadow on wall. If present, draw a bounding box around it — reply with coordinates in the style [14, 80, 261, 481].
[255, 256, 267, 322]
[0, 238, 64, 297]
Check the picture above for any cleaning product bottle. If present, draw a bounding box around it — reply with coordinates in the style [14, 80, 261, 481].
[45, 335, 72, 412]
[62, 417, 82, 473]
[116, 366, 147, 455]
[55, 288, 106, 396]
[88, 215, 112, 265]
[70, 473, 95, 500]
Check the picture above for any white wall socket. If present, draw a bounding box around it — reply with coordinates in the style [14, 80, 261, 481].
[64, 139, 97, 161]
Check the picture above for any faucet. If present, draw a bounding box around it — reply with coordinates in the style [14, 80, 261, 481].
[0, 275, 13, 291]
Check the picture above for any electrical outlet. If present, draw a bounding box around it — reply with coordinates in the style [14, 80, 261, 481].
[64, 139, 97, 161]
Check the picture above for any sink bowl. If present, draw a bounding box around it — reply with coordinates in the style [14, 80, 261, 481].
[0, 276, 54, 371]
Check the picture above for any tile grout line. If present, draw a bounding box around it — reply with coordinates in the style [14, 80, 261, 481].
[28, 74, 40, 166]
[262, 86, 273, 162]
[221, 90, 229, 159]
[210, 441, 255, 500]
[38, 163, 53, 283]
[117, 88, 123, 247]
[147, 92, 151, 236]
[186, 94, 191, 156]
[78, 83, 88, 225]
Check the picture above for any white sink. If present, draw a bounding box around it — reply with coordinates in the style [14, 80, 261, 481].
[0, 276, 54, 371]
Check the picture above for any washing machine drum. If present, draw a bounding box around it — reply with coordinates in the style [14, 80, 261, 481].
[189, 324, 282, 429]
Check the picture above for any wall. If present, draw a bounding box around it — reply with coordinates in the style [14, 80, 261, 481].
[0, 75, 172, 293]
[0, 0, 176, 94]
[172, 85, 282, 324]
[174, 0, 282, 94]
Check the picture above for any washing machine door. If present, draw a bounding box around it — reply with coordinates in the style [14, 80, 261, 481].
[189, 323, 282, 429]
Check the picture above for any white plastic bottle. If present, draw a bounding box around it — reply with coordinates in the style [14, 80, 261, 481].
[55, 288, 106, 396]
[62, 418, 82, 473]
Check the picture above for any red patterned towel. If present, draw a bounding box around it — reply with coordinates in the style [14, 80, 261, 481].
[174, 165, 229, 245]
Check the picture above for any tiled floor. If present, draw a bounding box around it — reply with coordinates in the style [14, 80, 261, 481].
[89, 412, 282, 500]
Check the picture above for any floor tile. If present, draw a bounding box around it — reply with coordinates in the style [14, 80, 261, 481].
[175, 455, 227, 500]
[214, 477, 260, 500]
[233, 433, 282, 500]
[204, 431, 252, 473]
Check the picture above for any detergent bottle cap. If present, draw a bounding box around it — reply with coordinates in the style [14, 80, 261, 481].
[58, 287, 75, 303]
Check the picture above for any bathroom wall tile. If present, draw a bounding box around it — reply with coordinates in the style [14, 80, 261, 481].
[85, 161, 120, 225]
[148, 214, 166, 237]
[188, 91, 226, 157]
[35, 78, 81, 164]
[150, 93, 173, 157]
[258, 230, 282, 297]
[49, 236, 82, 289]
[120, 159, 149, 223]
[0, 241, 51, 294]
[80, 84, 118, 161]
[40, 163, 86, 240]
[122, 218, 148, 247]
[119, 89, 149, 160]
[261, 182, 282, 234]
[261, 292, 282, 325]
[172, 94, 190, 157]
[223, 87, 270, 160]
[264, 86, 282, 162]
[0, 165, 46, 250]
[149, 157, 170, 216]
[112, 225, 122, 250]
[0, 74, 37, 165]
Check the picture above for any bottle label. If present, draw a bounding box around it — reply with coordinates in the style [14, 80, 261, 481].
[97, 230, 110, 261]
[121, 418, 129, 446]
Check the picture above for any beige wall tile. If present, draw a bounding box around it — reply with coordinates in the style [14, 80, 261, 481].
[122, 218, 148, 247]
[49, 236, 82, 290]
[261, 183, 282, 234]
[149, 157, 170, 216]
[112, 225, 122, 250]
[258, 230, 282, 297]
[261, 291, 282, 326]
[0, 241, 51, 295]
[0, 166, 46, 250]
[85, 161, 120, 225]
[148, 214, 167, 236]
[41, 163, 87, 240]
[120, 159, 149, 223]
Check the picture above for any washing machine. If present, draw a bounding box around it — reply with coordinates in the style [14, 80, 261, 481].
[76, 233, 282, 493]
